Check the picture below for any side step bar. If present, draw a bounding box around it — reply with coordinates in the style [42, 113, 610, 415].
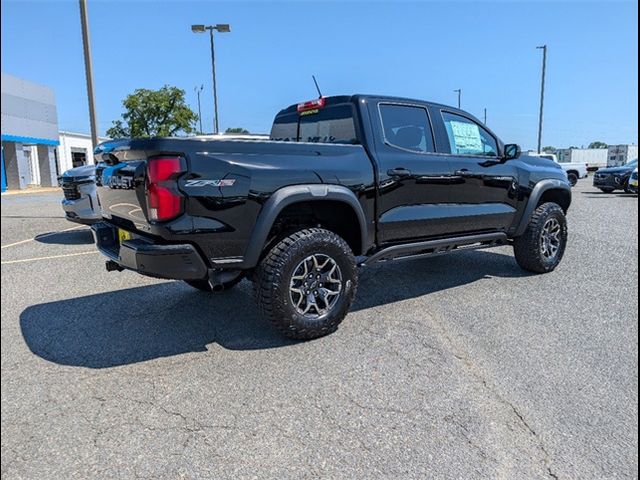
[359, 232, 508, 267]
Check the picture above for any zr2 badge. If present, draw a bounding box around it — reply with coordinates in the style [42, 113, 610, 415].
[184, 179, 236, 188]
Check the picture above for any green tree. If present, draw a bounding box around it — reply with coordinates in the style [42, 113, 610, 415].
[106, 86, 198, 138]
[225, 127, 250, 134]
[542, 146, 556, 154]
[588, 141, 608, 149]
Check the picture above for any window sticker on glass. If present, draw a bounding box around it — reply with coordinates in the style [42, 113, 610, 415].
[450, 121, 483, 154]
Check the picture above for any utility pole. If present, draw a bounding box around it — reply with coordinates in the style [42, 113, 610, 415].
[79, 0, 99, 146]
[454, 89, 462, 109]
[191, 24, 230, 135]
[484, 108, 487, 125]
[537, 45, 548, 154]
[208, 29, 219, 134]
[194, 85, 203, 134]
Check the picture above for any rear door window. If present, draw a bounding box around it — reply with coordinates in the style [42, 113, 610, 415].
[379, 104, 435, 153]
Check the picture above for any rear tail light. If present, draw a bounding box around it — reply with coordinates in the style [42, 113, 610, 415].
[147, 157, 184, 221]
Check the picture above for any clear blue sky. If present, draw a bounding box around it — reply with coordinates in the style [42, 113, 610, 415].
[2, 0, 638, 149]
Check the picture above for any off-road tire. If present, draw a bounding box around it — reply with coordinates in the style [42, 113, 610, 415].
[513, 202, 568, 274]
[183, 273, 244, 293]
[254, 228, 358, 340]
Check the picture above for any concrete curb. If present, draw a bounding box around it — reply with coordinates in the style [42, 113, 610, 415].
[1, 187, 60, 196]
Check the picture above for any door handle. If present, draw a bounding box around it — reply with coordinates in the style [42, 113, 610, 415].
[387, 167, 412, 178]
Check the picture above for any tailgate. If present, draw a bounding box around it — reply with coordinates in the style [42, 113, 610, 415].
[95, 139, 188, 232]
[96, 156, 150, 229]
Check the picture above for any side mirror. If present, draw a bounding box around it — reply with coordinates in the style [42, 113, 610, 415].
[503, 144, 521, 160]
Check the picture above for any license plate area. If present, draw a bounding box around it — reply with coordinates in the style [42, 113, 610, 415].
[118, 228, 133, 245]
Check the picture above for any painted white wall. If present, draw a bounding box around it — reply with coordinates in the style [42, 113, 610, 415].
[56, 131, 109, 174]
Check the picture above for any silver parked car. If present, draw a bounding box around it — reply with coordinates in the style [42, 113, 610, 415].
[58, 165, 101, 224]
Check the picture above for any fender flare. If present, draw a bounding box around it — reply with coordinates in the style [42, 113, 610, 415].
[514, 179, 571, 237]
[242, 184, 369, 268]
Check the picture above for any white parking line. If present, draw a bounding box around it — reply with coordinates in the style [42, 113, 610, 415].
[1, 251, 99, 265]
[0, 225, 86, 249]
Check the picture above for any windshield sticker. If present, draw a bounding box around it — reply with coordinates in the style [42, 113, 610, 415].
[450, 121, 483, 154]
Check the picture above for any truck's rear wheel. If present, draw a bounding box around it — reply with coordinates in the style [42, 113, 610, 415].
[254, 228, 357, 340]
[513, 202, 568, 274]
[567, 172, 579, 186]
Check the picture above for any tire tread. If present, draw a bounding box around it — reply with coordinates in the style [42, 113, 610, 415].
[254, 228, 357, 340]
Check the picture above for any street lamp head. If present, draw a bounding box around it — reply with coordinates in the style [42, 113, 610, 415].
[214, 24, 231, 33]
[536, 45, 547, 49]
[191, 24, 206, 33]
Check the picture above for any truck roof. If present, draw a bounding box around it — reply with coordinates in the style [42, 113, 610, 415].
[276, 94, 460, 116]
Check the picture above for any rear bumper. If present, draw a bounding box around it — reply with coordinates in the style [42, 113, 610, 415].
[91, 222, 208, 280]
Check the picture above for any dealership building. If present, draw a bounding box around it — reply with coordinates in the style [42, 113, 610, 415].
[1, 73, 106, 193]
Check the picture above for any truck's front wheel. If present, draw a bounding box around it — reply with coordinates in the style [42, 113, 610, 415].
[513, 202, 568, 274]
[254, 228, 358, 340]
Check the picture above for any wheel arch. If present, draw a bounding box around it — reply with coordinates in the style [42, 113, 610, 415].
[514, 179, 571, 237]
[242, 185, 369, 268]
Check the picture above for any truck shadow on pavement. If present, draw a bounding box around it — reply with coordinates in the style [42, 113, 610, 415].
[20, 250, 528, 369]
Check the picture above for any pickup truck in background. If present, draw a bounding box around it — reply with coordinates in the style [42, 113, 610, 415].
[91, 94, 571, 339]
[58, 165, 101, 225]
[525, 152, 588, 186]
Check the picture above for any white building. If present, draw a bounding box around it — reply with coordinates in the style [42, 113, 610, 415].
[56, 131, 109, 173]
[1, 72, 110, 190]
[607, 144, 638, 167]
[1, 73, 59, 191]
[556, 148, 608, 168]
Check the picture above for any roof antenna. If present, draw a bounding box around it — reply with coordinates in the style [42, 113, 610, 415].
[312, 75, 323, 98]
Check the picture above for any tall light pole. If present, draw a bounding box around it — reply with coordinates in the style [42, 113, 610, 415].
[483, 108, 487, 125]
[79, 0, 99, 146]
[191, 24, 231, 135]
[194, 85, 203, 134]
[454, 89, 462, 109]
[536, 45, 548, 154]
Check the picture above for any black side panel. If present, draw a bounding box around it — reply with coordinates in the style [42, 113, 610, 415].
[240, 184, 370, 269]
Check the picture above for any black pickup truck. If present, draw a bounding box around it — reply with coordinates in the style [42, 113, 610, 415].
[92, 94, 571, 339]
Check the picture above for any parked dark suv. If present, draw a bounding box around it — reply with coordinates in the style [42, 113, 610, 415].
[92, 94, 571, 339]
[593, 159, 638, 193]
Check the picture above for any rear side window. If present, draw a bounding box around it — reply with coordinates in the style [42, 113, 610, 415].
[270, 105, 359, 144]
[379, 104, 435, 153]
[442, 111, 498, 157]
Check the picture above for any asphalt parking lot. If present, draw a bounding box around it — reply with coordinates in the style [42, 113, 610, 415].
[1, 180, 637, 479]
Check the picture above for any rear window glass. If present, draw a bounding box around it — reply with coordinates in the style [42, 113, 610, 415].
[270, 105, 359, 145]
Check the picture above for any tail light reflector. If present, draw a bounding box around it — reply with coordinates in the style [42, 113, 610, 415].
[147, 157, 184, 221]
